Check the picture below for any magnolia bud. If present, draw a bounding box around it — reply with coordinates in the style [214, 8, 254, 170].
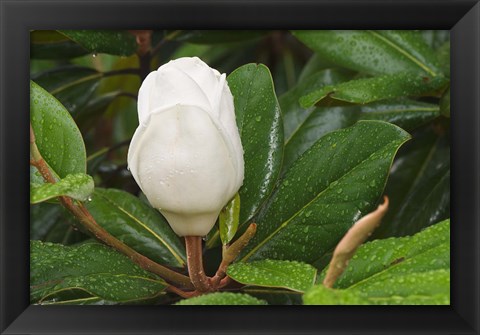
[127, 57, 244, 237]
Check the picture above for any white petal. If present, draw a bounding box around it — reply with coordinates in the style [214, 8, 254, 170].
[137, 70, 158, 125]
[129, 104, 237, 236]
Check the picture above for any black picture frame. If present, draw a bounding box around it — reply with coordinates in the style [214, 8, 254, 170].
[1, 0, 479, 334]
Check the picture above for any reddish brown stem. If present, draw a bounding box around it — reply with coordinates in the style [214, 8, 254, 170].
[166, 285, 200, 299]
[185, 236, 212, 292]
[210, 223, 257, 288]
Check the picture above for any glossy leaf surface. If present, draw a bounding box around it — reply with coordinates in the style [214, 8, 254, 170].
[284, 99, 438, 171]
[241, 121, 410, 263]
[175, 292, 267, 305]
[219, 193, 241, 245]
[32, 66, 101, 115]
[227, 260, 317, 293]
[86, 188, 186, 267]
[227, 64, 284, 225]
[30, 81, 86, 177]
[280, 68, 351, 141]
[376, 129, 450, 238]
[293, 30, 442, 76]
[31, 31, 90, 59]
[59, 30, 138, 56]
[30, 203, 87, 244]
[30, 173, 94, 204]
[306, 220, 450, 305]
[30, 241, 167, 304]
[299, 73, 448, 108]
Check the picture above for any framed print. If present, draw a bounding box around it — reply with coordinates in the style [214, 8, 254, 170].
[1, 0, 479, 334]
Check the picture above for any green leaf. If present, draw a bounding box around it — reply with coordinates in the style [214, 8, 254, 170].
[303, 286, 367, 305]
[30, 240, 167, 304]
[30, 203, 87, 244]
[175, 292, 267, 305]
[437, 41, 450, 77]
[280, 68, 351, 141]
[30, 81, 87, 177]
[440, 87, 450, 117]
[227, 260, 317, 293]
[242, 288, 303, 305]
[85, 188, 186, 267]
[76, 91, 124, 133]
[304, 271, 449, 305]
[240, 121, 410, 263]
[32, 66, 102, 115]
[30, 173, 94, 204]
[216, 64, 283, 232]
[297, 54, 341, 83]
[358, 99, 440, 129]
[307, 220, 450, 305]
[59, 30, 137, 56]
[219, 193, 241, 245]
[30, 30, 90, 59]
[299, 72, 448, 108]
[375, 129, 450, 238]
[284, 99, 439, 172]
[293, 30, 442, 76]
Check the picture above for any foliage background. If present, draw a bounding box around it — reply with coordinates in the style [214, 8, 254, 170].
[30, 30, 450, 305]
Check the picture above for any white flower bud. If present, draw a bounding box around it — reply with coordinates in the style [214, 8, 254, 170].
[127, 57, 244, 237]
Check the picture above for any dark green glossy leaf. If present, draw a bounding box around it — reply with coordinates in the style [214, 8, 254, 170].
[307, 220, 450, 305]
[219, 193, 240, 245]
[30, 240, 167, 304]
[75, 91, 124, 132]
[293, 30, 442, 76]
[59, 30, 137, 56]
[206, 64, 283, 244]
[30, 203, 87, 244]
[30, 173, 94, 204]
[299, 72, 448, 108]
[227, 260, 317, 293]
[85, 188, 186, 267]
[375, 128, 450, 238]
[175, 292, 267, 305]
[283, 99, 439, 170]
[32, 66, 102, 115]
[30, 31, 90, 59]
[284, 99, 438, 173]
[296, 54, 341, 83]
[358, 99, 439, 129]
[283, 106, 358, 172]
[30, 81, 86, 177]
[240, 121, 410, 263]
[280, 68, 351, 140]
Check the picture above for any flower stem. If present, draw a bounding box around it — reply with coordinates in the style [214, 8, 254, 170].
[184, 236, 212, 292]
[30, 123, 194, 290]
[210, 223, 257, 288]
